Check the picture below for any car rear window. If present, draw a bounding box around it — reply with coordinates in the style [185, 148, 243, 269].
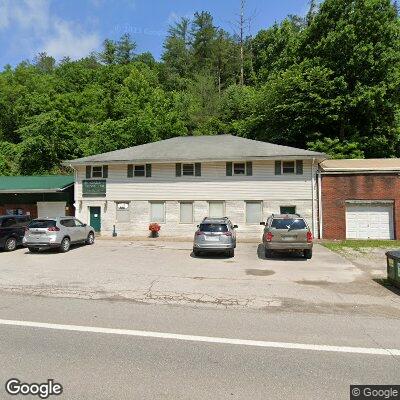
[199, 224, 228, 233]
[28, 220, 56, 228]
[271, 219, 307, 230]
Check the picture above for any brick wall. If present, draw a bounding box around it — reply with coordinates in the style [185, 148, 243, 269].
[321, 173, 400, 239]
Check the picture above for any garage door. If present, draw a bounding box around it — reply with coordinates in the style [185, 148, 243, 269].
[346, 203, 394, 239]
[37, 202, 66, 218]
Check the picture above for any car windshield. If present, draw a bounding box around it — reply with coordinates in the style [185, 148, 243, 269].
[28, 219, 56, 228]
[271, 218, 307, 230]
[199, 224, 228, 233]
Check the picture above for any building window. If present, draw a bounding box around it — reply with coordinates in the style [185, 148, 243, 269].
[209, 201, 225, 218]
[282, 161, 295, 174]
[182, 164, 194, 176]
[180, 202, 193, 223]
[134, 165, 145, 177]
[280, 206, 296, 215]
[233, 163, 246, 175]
[246, 201, 262, 224]
[92, 166, 103, 178]
[150, 201, 165, 223]
[116, 202, 130, 223]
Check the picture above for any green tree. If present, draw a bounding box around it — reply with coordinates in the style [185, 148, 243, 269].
[116, 33, 136, 64]
[301, 0, 400, 157]
[191, 11, 217, 71]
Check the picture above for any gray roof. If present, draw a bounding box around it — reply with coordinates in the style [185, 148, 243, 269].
[64, 135, 325, 165]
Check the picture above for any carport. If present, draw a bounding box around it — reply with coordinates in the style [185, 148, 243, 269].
[0, 175, 75, 218]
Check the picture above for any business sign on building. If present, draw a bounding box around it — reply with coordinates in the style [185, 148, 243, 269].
[82, 180, 106, 197]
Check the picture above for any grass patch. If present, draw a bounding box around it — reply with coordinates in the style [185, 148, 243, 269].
[322, 240, 400, 252]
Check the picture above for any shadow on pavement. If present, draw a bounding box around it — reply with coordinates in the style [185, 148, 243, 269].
[257, 243, 307, 262]
[373, 278, 400, 296]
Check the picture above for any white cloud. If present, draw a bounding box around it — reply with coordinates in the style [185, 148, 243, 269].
[0, 0, 50, 31]
[167, 11, 192, 25]
[42, 20, 100, 59]
[0, 0, 101, 61]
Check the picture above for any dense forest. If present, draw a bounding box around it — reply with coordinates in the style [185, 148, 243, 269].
[0, 0, 399, 175]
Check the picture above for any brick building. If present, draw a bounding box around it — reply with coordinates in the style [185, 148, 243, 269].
[0, 176, 75, 218]
[319, 159, 400, 240]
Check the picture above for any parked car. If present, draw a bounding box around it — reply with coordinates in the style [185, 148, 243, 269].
[260, 214, 313, 259]
[193, 217, 238, 257]
[23, 217, 95, 253]
[0, 215, 31, 251]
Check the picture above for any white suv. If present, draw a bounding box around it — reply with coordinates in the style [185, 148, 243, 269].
[23, 217, 95, 253]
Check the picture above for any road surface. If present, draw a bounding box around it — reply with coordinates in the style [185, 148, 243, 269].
[0, 293, 398, 399]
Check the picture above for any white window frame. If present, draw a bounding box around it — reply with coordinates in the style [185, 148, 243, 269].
[91, 165, 104, 178]
[208, 201, 225, 218]
[150, 201, 166, 223]
[134, 165, 145, 177]
[281, 161, 295, 174]
[182, 163, 195, 176]
[233, 162, 246, 175]
[179, 202, 194, 224]
[245, 201, 263, 224]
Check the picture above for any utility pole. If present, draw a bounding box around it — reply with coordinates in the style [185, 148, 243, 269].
[239, 0, 245, 86]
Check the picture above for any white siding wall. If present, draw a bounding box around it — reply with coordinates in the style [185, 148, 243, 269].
[75, 160, 318, 239]
[76, 160, 314, 200]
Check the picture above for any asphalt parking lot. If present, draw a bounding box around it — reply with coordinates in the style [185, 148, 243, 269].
[0, 239, 399, 315]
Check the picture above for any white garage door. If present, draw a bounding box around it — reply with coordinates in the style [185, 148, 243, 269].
[346, 203, 394, 239]
[37, 202, 66, 218]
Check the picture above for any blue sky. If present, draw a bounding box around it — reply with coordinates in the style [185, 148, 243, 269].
[0, 0, 310, 68]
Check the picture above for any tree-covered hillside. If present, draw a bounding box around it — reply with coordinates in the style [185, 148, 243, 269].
[0, 0, 399, 175]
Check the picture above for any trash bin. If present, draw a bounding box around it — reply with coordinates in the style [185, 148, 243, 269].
[385, 251, 400, 288]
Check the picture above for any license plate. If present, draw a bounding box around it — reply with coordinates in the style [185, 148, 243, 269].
[282, 236, 296, 241]
[205, 236, 219, 241]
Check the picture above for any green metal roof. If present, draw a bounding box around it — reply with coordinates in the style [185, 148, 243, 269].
[0, 175, 74, 193]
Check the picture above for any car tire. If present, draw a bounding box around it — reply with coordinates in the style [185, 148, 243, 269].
[28, 247, 39, 253]
[59, 237, 71, 253]
[4, 237, 17, 252]
[304, 249, 312, 259]
[264, 248, 272, 258]
[228, 249, 234, 258]
[193, 249, 200, 257]
[86, 232, 95, 245]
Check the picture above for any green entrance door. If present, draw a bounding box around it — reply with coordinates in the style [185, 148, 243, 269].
[89, 207, 101, 232]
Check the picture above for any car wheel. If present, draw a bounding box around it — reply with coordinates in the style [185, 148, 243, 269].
[59, 237, 70, 253]
[28, 247, 39, 253]
[229, 249, 235, 258]
[304, 249, 312, 259]
[264, 248, 272, 258]
[193, 249, 200, 257]
[86, 232, 95, 245]
[4, 237, 17, 252]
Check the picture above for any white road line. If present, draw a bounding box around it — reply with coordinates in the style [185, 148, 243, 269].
[0, 318, 398, 356]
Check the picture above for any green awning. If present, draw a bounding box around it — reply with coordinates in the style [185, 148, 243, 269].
[0, 175, 74, 193]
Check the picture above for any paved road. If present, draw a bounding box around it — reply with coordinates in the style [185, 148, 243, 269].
[0, 293, 399, 400]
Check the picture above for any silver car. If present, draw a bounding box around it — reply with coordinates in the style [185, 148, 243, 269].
[193, 217, 237, 257]
[23, 217, 95, 253]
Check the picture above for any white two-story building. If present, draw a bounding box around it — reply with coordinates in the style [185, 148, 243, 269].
[64, 135, 325, 239]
